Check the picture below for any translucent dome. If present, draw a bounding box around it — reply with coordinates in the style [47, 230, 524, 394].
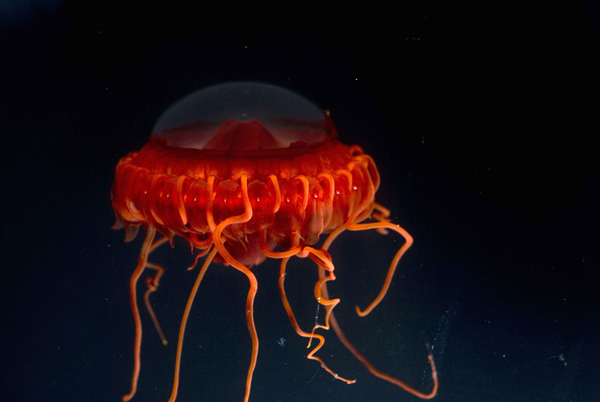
[151, 82, 331, 151]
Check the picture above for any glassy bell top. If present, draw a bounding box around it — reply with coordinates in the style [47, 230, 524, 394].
[151, 82, 331, 151]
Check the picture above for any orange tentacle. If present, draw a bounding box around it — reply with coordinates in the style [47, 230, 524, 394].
[168, 247, 218, 402]
[322, 277, 438, 399]
[320, 207, 437, 399]
[278, 257, 355, 384]
[143, 262, 168, 345]
[346, 220, 413, 317]
[210, 174, 259, 402]
[122, 226, 156, 402]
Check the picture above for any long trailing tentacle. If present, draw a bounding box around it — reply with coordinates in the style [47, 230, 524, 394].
[143, 262, 168, 345]
[345, 159, 414, 317]
[347, 216, 413, 317]
[168, 247, 218, 402]
[298, 247, 341, 337]
[209, 174, 258, 402]
[140, 235, 170, 345]
[277, 256, 355, 384]
[123, 226, 157, 402]
[257, 177, 355, 385]
[142, 235, 213, 348]
[316, 260, 438, 399]
[319, 199, 437, 398]
[264, 216, 356, 384]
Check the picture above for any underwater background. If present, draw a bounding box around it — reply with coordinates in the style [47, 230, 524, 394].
[1, 1, 599, 401]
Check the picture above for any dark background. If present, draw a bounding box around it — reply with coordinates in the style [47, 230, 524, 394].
[1, 1, 599, 401]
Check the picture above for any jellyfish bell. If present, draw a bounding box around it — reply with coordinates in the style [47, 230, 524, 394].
[152, 81, 331, 151]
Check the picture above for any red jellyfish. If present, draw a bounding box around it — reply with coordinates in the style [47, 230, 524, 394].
[111, 82, 438, 402]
